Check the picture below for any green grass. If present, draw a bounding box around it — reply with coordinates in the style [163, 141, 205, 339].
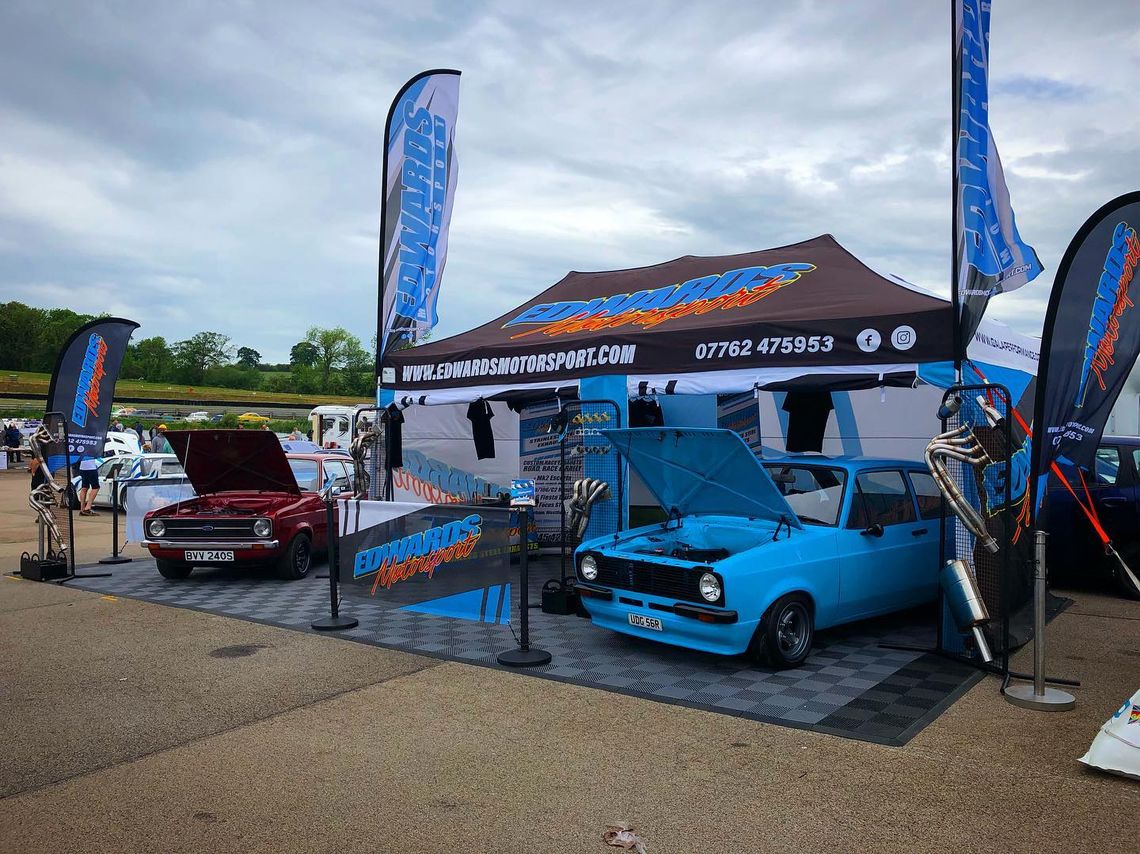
[0, 370, 368, 407]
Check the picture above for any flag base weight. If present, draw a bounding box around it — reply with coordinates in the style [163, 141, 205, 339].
[311, 615, 359, 631]
[98, 555, 133, 565]
[497, 647, 551, 667]
[1003, 683, 1076, 711]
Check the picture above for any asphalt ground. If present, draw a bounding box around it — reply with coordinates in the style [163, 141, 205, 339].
[1, 468, 1138, 852]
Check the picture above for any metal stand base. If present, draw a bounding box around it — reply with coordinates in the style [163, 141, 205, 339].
[311, 615, 359, 631]
[98, 555, 133, 565]
[1003, 683, 1076, 711]
[497, 647, 552, 667]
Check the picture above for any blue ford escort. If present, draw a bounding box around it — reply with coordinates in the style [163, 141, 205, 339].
[574, 428, 942, 668]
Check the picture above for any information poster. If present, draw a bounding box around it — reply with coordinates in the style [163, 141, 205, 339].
[717, 392, 762, 457]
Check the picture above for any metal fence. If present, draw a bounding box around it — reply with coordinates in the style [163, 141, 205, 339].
[558, 399, 624, 580]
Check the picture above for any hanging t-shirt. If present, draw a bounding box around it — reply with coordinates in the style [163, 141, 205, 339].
[384, 404, 404, 470]
[782, 390, 834, 453]
[629, 397, 664, 427]
[467, 399, 496, 460]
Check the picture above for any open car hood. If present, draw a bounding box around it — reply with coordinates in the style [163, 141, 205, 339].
[602, 428, 801, 527]
[165, 430, 300, 495]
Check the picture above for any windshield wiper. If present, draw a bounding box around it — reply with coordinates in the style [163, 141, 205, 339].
[795, 515, 829, 525]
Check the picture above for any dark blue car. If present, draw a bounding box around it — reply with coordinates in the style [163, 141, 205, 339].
[1047, 436, 1140, 599]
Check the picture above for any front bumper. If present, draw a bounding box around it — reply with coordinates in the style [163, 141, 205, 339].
[146, 540, 282, 563]
[577, 582, 753, 656]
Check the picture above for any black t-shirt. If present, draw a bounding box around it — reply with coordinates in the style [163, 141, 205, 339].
[467, 400, 496, 459]
[782, 390, 834, 453]
[384, 404, 404, 469]
[629, 397, 664, 427]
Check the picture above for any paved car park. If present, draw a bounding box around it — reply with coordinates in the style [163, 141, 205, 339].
[1, 470, 1138, 852]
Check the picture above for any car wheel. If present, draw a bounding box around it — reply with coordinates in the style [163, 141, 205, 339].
[751, 593, 814, 669]
[156, 559, 192, 580]
[277, 534, 313, 580]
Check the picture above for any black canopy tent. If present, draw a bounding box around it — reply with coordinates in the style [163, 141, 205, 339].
[381, 234, 991, 405]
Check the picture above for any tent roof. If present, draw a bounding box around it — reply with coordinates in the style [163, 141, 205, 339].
[383, 235, 1022, 402]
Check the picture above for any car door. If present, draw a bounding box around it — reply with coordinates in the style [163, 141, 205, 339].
[322, 460, 352, 496]
[1085, 444, 1138, 554]
[838, 469, 927, 620]
[903, 470, 942, 601]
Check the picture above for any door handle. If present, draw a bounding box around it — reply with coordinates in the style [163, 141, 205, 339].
[911, 528, 928, 536]
[1098, 497, 1127, 508]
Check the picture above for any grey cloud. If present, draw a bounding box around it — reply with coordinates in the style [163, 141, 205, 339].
[1, 0, 1139, 359]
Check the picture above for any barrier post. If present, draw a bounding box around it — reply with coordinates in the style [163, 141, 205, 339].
[1003, 531, 1075, 711]
[99, 473, 132, 565]
[312, 495, 358, 631]
[498, 506, 551, 667]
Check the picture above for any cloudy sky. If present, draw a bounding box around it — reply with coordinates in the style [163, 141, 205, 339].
[2, 0, 1138, 361]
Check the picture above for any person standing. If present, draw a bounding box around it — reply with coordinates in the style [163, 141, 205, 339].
[149, 425, 172, 454]
[4, 421, 23, 463]
[77, 455, 101, 515]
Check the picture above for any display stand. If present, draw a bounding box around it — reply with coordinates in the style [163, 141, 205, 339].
[98, 471, 133, 565]
[312, 496, 358, 631]
[498, 506, 551, 667]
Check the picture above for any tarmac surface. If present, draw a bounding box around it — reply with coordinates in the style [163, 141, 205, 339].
[1, 468, 1138, 852]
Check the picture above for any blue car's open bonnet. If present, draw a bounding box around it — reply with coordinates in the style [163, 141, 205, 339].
[602, 428, 802, 527]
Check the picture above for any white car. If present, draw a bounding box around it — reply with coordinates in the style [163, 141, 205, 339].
[104, 430, 142, 457]
[70, 453, 186, 509]
[185, 411, 210, 423]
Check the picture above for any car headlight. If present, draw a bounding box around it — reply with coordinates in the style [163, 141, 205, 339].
[699, 571, 722, 603]
[580, 554, 598, 581]
[147, 519, 166, 538]
[253, 518, 272, 538]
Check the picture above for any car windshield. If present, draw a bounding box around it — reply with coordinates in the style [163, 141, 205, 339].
[761, 464, 847, 526]
[287, 459, 319, 491]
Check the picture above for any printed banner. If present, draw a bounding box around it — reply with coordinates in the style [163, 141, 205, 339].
[123, 479, 197, 542]
[43, 318, 139, 474]
[337, 500, 513, 622]
[716, 392, 762, 456]
[518, 400, 576, 546]
[379, 69, 461, 357]
[954, 0, 1042, 348]
[384, 235, 959, 393]
[1032, 192, 1140, 504]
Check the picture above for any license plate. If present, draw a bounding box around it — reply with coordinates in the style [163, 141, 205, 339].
[185, 550, 234, 562]
[628, 613, 662, 631]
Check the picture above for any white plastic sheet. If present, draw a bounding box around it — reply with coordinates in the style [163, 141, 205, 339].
[1080, 690, 1140, 781]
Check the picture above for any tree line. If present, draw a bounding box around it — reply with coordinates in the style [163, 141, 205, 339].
[0, 301, 374, 397]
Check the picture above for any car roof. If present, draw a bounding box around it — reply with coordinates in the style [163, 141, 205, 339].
[762, 454, 927, 471]
[1100, 436, 1140, 445]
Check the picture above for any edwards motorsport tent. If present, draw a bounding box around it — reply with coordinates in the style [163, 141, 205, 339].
[382, 234, 1037, 404]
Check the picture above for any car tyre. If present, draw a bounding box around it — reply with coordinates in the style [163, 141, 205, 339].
[277, 533, 313, 580]
[156, 559, 192, 580]
[751, 593, 814, 669]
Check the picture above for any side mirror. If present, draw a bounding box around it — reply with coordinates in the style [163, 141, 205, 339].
[861, 522, 885, 538]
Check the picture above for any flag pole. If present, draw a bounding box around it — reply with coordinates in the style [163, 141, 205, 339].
[950, 0, 963, 382]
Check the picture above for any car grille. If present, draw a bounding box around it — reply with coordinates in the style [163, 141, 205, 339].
[159, 518, 258, 539]
[592, 555, 715, 605]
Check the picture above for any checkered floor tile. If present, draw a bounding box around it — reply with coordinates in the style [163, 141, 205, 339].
[64, 557, 980, 746]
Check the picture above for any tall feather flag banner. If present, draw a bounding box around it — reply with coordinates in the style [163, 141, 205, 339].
[1030, 192, 1140, 514]
[953, 0, 1042, 353]
[377, 69, 461, 365]
[42, 317, 139, 474]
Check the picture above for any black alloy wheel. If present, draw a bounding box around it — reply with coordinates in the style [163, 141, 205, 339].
[156, 559, 192, 580]
[277, 534, 313, 580]
[750, 593, 815, 669]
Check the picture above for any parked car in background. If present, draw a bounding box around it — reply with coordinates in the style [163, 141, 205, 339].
[574, 428, 941, 668]
[70, 453, 184, 509]
[143, 431, 353, 581]
[1046, 436, 1140, 599]
[237, 412, 271, 424]
[185, 411, 210, 423]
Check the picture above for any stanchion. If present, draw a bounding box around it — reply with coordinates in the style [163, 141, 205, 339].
[312, 495, 358, 631]
[99, 475, 133, 565]
[1004, 531, 1076, 711]
[498, 506, 551, 667]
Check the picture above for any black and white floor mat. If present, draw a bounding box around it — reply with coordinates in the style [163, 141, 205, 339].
[65, 558, 981, 746]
